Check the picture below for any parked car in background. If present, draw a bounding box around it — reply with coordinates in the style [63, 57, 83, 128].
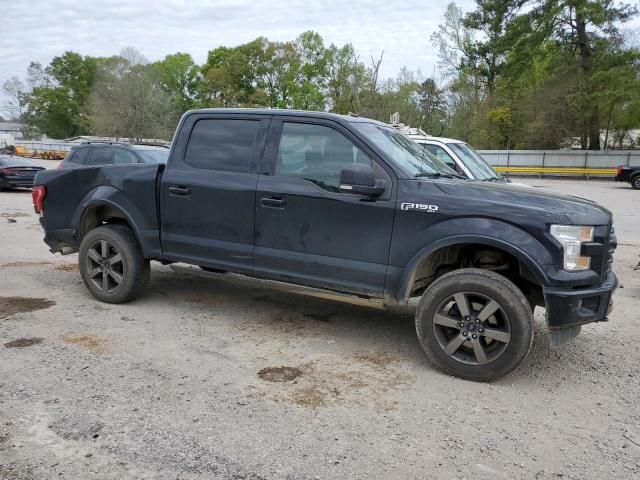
[407, 132, 505, 181]
[58, 142, 170, 170]
[615, 165, 640, 189]
[0, 155, 45, 190]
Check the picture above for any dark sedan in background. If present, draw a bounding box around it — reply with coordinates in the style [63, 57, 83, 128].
[0, 156, 45, 190]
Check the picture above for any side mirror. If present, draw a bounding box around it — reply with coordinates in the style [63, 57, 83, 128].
[339, 164, 386, 197]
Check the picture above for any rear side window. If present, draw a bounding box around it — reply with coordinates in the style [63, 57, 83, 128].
[87, 147, 115, 166]
[114, 148, 139, 165]
[184, 119, 260, 173]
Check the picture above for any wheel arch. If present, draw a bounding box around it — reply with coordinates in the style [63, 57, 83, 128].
[72, 186, 150, 256]
[394, 234, 549, 304]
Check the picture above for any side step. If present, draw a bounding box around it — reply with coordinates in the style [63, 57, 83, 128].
[170, 265, 385, 309]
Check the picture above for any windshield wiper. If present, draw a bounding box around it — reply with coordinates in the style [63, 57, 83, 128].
[481, 176, 502, 181]
[414, 172, 465, 179]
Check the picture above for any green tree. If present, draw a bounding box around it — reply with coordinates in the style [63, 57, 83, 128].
[89, 54, 176, 141]
[153, 53, 200, 114]
[24, 52, 97, 138]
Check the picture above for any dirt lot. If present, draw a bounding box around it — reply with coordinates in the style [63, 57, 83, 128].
[1, 173, 639, 480]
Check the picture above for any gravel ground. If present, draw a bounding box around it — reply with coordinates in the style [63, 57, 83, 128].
[1, 172, 639, 480]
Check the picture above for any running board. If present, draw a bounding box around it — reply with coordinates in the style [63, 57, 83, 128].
[170, 265, 385, 309]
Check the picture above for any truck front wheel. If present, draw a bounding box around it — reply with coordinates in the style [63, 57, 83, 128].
[79, 224, 150, 303]
[415, 268, 534, 381]
[632, 175, 640, 190]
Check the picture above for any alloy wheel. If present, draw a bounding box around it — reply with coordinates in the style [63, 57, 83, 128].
[432, 291, 512, 366]
[86, 239, 125, 293]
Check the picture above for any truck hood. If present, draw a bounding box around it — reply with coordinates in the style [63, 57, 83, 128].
[434, 180, 612, 225]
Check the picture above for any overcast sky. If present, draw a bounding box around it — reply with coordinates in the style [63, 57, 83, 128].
[1, 0, 479, 110]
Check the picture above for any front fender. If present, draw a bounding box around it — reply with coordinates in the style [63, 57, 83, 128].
[385, 218, 554, 304]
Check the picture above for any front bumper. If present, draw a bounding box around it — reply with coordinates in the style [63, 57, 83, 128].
[544, 271, 618, 330]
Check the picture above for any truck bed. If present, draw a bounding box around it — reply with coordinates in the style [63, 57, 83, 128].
[36, 164, 163, 255]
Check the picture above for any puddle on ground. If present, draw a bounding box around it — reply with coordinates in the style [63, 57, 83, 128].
[0, 297, 56, 319]
[63, 334, 107, 353]
[258, 366, 303, 382]
[4, 337, 44, 348]
[249, 353, 415, 411]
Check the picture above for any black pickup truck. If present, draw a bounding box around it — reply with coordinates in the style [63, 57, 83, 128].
[33, 109, 618, 381]
[615, 165, 640, 189]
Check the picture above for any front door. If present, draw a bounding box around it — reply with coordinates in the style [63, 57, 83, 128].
[160, 115, 269, 272]
[254, 119, 396, 297]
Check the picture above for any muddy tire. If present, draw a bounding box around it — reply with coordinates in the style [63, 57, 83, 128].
[79, 224, 150, 303]
[415, 268, 534, 382]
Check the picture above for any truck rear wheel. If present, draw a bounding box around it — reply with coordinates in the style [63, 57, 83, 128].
[79, 224, 150, 303]
[632, 175, 640, 190]
[415, 268, 534, 382]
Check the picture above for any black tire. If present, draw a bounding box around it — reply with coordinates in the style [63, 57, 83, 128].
[79, 224, 150, 303]
[631, 175, 640, 190]
[415, 268, 534, 382]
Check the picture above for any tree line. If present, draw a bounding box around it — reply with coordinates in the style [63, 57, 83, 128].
[2, 1, 639, 149]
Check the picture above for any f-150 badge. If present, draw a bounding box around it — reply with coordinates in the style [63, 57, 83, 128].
[400, 203, 439, 212]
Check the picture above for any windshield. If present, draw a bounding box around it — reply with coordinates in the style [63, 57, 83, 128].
[447, 143, 500, 180]
[354, 123, 459, 177]
[136, 149, 169, 164]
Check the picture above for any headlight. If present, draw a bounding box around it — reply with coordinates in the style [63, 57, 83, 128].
[549, 225, 594, 271]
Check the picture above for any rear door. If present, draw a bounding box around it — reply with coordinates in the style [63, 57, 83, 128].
[160, 113, 269, 272]
[254, 118, 396, 296]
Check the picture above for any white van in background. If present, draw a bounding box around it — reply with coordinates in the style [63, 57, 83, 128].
[390, 116, 508, 182]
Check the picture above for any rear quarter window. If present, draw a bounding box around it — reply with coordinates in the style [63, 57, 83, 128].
[184, 119, 260, 173]
[87, 147, 115, 166]
[66, 147, 89, 164]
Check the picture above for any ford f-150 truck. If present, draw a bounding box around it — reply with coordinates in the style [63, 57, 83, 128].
[33, 109, 618, 381]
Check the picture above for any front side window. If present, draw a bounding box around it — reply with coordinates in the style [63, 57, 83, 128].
[184, 119, 260, 173]
[87, 147, 114, 166]
[275, 122, 374, 192]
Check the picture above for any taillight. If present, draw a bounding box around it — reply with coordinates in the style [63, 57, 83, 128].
[617, 165, 623, 176]
[32, 185, 46, 214]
